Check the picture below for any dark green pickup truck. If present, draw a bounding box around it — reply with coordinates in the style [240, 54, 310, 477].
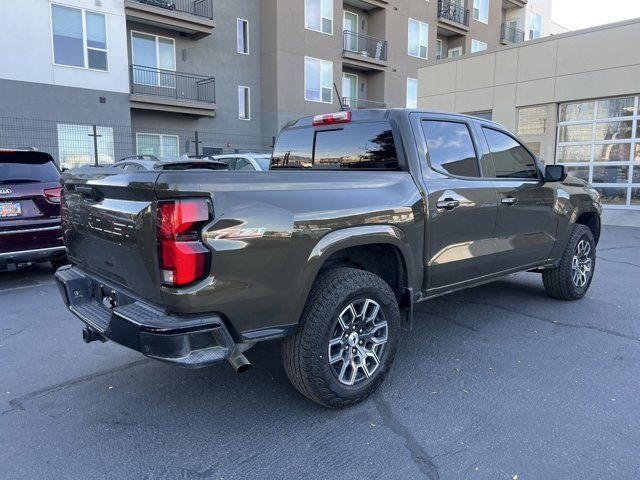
[55, 109, 601, 407]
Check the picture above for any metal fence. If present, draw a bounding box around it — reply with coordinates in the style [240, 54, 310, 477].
[501, 23, 525, 43]
[0, 117, 274, 169]
[343, 31, 388, 61]
[129, 0, 214, 19]
[130, 65, 216, 103]
[437, 0, 470, 27]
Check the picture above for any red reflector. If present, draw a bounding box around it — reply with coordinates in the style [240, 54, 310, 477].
[43, 187, 62, 203]
[312, 111, 351, 126]
[157, 199, 210, 287]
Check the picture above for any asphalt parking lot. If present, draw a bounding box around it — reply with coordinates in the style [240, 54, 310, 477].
[1, 225, 639, 479]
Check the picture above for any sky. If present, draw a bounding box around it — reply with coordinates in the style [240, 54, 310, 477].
[552, 0, 640, 30]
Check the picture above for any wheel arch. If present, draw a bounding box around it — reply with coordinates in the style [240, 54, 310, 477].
[292, 225, 417, 327]
[574, 210, 601, 244]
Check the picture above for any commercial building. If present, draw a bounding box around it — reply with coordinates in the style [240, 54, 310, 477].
[0, 0, 555, 167]
[416, 18, 640, 224]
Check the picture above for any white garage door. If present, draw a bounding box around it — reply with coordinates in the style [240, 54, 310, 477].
[556, 95, 639, 208]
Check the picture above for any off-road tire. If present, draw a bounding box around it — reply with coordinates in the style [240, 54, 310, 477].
[282, 267, 400, 408]
[542, 224, 596, 300]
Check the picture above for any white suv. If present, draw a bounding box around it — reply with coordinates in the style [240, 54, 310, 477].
[213, 153, 271, 171]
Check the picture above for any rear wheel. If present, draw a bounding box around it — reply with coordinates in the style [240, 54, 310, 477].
[282, 267, 400, 408]
[543, 224, 596, 300]
[50, 255, 68, 271]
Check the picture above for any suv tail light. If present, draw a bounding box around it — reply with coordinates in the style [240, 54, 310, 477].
[312, 111, 351, 126]
[157, 199, 211, 287]
[43, 187, 62, 203]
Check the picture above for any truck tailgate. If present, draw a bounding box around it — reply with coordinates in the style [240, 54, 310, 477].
[61, 168, 162, 303]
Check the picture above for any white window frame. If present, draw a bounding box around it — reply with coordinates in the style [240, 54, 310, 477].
[136, 133, 180, 158]
[435, 39, 443, 59]
[556, 95, 640, 209]
[473, 0, 489, 24]
[408, 18, 428, 59]
[448, 46, 463, 58]
[305, 0, 333, 35]
[342, 72, 358, 107]
[130, 30, 176, 87]
[406, 78, 418, 109]
[528, 12, 542, 40]
[50, 3, 109, 72]
[237, 18, 249, 55]
[238, 85, 251, 120]
[304, 56, 333, 104]
[471, 39, 487, 53]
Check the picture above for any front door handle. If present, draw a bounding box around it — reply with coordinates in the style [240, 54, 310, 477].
[436, 199, 460, 210]
[501, 196, 518, 206]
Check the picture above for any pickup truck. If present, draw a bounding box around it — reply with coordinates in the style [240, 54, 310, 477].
[55, 109, 601, 408]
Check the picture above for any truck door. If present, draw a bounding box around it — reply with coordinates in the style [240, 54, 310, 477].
[412, 114, 499, 294]
[477, 125, 558, 270]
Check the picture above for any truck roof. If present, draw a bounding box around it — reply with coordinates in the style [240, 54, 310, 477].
[285, 108, 504, 129]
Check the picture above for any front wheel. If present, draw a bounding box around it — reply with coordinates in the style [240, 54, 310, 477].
[542, 224, 596, 300]
[282, 267, 400, 408]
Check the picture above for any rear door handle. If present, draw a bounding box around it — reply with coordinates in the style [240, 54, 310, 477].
[501, 196, 518, 206]
[436, 199, 460, 210]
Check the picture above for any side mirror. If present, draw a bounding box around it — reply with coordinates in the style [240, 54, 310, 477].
[545, 165, 566, 183]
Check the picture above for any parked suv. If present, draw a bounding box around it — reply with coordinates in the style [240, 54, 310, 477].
[55, 109, 601, 407]
[0, 149, 66, 271]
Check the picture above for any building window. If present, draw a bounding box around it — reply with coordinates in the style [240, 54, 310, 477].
[305, 57, 333, 103]
[528, 12, 542, 39]
[465, 111, 493, 121]
[56, 124, 114, 169]
[238, 86, 250, 120]
[237, 18, 249, 54]
[136, 133, 179, 158]
[556, 95, 640, 207]
[406, 78, 418, 108]
[305, 0, 333, 35]
[473, 0, 489, 24]
[518, 106, 547, 136]
[471, 39, 487, 53]
[51, 4, 107, 71]
[131, 32, 176, 87]
[408, 19, 428, 59]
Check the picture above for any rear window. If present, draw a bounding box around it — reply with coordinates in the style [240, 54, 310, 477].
[0, 152, 59, 183]
[272, 122, 399, 170]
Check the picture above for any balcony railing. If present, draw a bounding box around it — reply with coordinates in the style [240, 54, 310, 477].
[343, 98, 387, 109]
[130, 65, 215, 103]
[437, 0, 469, 27]
[128, 0, 213, 20]
[501, 23, 525, 43]
[343, 31, 388, 62]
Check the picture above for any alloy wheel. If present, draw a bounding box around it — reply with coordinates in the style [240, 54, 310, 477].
[327, 298, 388, 386]
[572, 239, 593, 288]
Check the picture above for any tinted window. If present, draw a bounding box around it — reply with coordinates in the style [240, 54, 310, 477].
[314, 122, 398, 170]
[422, 121, 479, 177]
[0, 153, 59, 183]
[271, 128, 313, 168]
[235, 159, 255, 171]
[483, 128, 538, 179]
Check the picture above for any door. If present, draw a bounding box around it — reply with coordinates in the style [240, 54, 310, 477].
[343, 11, 358, 52]
[448, 46, 463, 58]
[479, 125, 558, 270]
[342, 73, 358, 108]
[435, 39, 443, 59]
[414, 115, 499, 293]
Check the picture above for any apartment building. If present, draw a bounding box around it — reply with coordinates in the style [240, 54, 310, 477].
[0, 0, 554, 167]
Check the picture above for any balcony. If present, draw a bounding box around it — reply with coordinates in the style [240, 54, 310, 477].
[502, 0, 527, 9]
[500, 23, 525, 44]
[343, 98, 386, 109]
[124, 0, 215, 39]
[342, 31, 388, 71]
[343, 0, 388, 10]
[129, 65, 217, 117]
[437, 0, 470, 35]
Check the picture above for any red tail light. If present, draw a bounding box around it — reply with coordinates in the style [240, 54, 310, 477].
[43, 187, 62, 203]
[312, 111, 351, 126]
[157, 199, 211, 287]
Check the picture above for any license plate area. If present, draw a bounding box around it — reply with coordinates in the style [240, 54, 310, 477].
[0, 202, 21, 218]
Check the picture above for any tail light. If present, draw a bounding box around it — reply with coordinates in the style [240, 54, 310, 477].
[43, 187, 62, 203]
[313, 111, 351, 126]
[157, 199, 211, 287]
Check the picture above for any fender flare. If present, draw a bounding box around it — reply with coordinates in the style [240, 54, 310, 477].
[290, 225, 417, 326]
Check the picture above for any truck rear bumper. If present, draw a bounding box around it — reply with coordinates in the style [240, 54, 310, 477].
[54, 265, 251, 370]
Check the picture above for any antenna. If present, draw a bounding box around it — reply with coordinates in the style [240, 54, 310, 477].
[334, 83, 345, 110]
